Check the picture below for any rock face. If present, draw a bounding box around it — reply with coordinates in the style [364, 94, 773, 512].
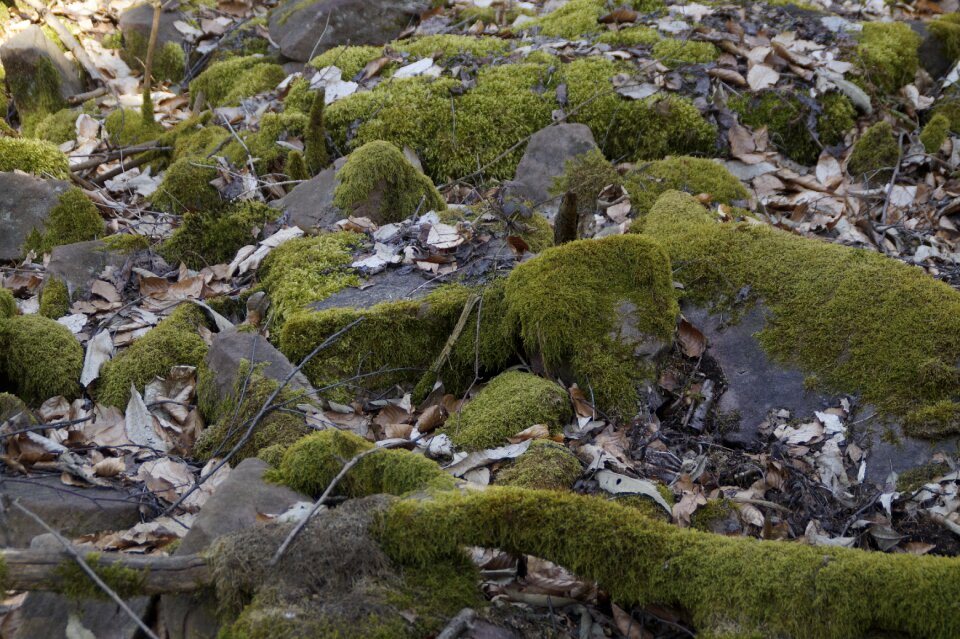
[507, 123, 598, 212]
[47, 240, 130, 300]
[0, 26, 83, 113]
[0, 173, 72, 261]
[269, 0, 430, 62]
[205, 327, 314, 400]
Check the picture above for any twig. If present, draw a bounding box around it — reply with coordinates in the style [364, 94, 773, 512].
[879, 132, 906, 225]
[68, 87, 107, 105]
[70, 141, 165, 172]
[141, 0, 162, 123]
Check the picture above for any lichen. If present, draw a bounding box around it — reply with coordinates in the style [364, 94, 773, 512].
[189, 55, 285, 107]
[652, 39, 718, 67]
[55, 552, 146, 600]
[930, 13, 960, 63]
[624, 156, 749, 217]
[33, 108, 78, 144]
[921, 113, 951, 154]
[150, 157, 222, 213]
[0, 288, 16, 319]
[854, 22, 921, 95]
[24, 188, 104, 255]
[0, 314, 82, 403]
[495, 439, 581, 490]
[104, 108, 162, 147]
[0, 137, 69, 177]
[847, 121, 899, 185]
[159, 201, 279, 269]
[96, 304, 210, 408]
[39, 277, 69, 319]
[120, 29, 185, 82]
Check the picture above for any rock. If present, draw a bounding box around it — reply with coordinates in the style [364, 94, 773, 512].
[0, 26, 83, 116]
[912, 21, 954, 80]
[204, 327, 314, 400]
[274, 166, 342, 231]
[0, 173, 72, 261]
[269, 0, 430, 62]
[309, 268, 438, 312]
[118, 3, 186, 81]
[507, 123, 598, 213]
[0, 475, 141, 547]
[46, 240, 130, 301]
[161, 458, 309, 639]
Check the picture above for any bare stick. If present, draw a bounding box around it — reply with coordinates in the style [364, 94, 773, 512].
[141, 0, 162, 124]
[70, 141, 164, 172]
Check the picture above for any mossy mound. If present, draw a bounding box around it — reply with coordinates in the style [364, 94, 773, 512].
[222, 111, 309, 174]
[624, 156, 749, 216]
[150, 157, 222, 213]
[103, 108, 163, 147]
[102, 233, 149, 253]
[548, 148, 622, 221]
[444, 371, 570, 451]
[652, 39, 718, 67]
[33, 108, 78, 144]
[333, 141, 446, 223]
[920, 113, 950, 154]
[0, 314, 82, 404]
[0, 392, 29, 424]
[394, 34, 511, 63]
[504, 234, 678, 417]
[309, 45, 383, 79]
[96, 305, 210, 408]
[0, 288, 17, 319]
[269, 429, 456, 498]
[120, 31, 184, 82]
[930, 13, 960, 63]
[24, 188, 104, 254]
[189, 55, 285, 107]
[0, 137, 69, 178]
[635, 190, 960, 438]
[495, 440, 581, 490]
[847, 121, 899, 185]
[159, 201, 280, 269]
[528, 0, 664, 39]
[39, 277, 69, 319]
[854, 22, 921, 94]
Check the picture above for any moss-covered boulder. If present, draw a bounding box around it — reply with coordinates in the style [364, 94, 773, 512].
[847, 121, 899, 185]
[103, 108, 163, 147]
[0, 138, 69, 178]
[495, 440, 581, 490]
[34, 108, 80, 144]
[0, 314, 82, 404]
[150, 158, 222, 214]
[23, 188, 104, 255]
[854, 21, 922, 95]
[188, 55, 285, 107]
[39, 277, 69, 319]
[444, 371, 570, 450]
[159, 201, 280, 269]
[118, 3, 186, 82]
[624, 156, 749, 216]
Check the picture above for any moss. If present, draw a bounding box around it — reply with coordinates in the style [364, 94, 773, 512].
[635, 190, 960, 438]
[23, 188, 104, 254]
[896, 461, 951, 493]
[921, 113, 951, 154]
[932, 98, 960, 131]
[689, 498, 738, 532]
[0, 314, 82, 403]
[284, 150, 310, 181]
[394, 34, 510, 61]
[0, 137, 69, 177]
[6, 55, 68, 131]
[223, 111, 308, 173]
[309, 45, 382, 79]
[304, 90, 328, 174]
[443, 371, 570, 451]
[625, 156, 749, 217]
[55, 552, 146, 600]
[159, 201, 280, 269]
[334, 141, 445, 223]
[549, 148, 622, 220]
[818, 91, 857, 146]
[101, 233, 149, 253]
[930, 13, 960, 63]
[847, 121, 899, 184]
[652, 39, 718, 67]
[854, 22, 921, 95]
[0, 393, 29, 426]
[596, 25, 661, 46]
[96, 305, 209, 407]
[169, 118, 230, 162]
[495, 440, 581, 490]
[104, 108, 162, 147]
[269, 429, 456, 497]
[530, 0, 665, 39]
[0, 288, 17, 319]
[903, 400, 960, 438]
[189, 55, 285, 107]
[379, 487, 960, 639]
[150, 157, 222, 213]
[101, 32, 122, 49]
[615, 486, 673, 521]
[504, 235, 678, 417]
[120, 29, 185, 82]
[39, 277, 69, 319]
[33, 108, 77, 144]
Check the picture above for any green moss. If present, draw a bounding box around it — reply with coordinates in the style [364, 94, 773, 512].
[96, 305, 209, 407]
[0, 288, 18, 319]
[379, 487, 960, 639]
[847, 121, 899, 184]
[283, 78, 315, 115]
[932, 98, 960, 131]
[227, 111, 309, 173]
[304, 90, 328, 174]
[0, 314, 82, 403]
[168, 117, 230, 162]
[150, 157, 222, 213]
[101, 32, 122, 49]
[854, 22, 921, 94]
[101, 233, 149, 253]
[104, 108, 162, 147]
[159, 201, 280, 269]
[896, 461, 951, 493]
[495, 440, 581, 490]
[652, 39, 718, 67]
[284, 150, 309, 181]
[309, 45, 382, 79]
[0, 137, 69, 177]
[120, 30, 185, 82]
[921, 113, 951, 154]
[930, 13, 960, 62]
[530, 0, 664, 39]
[504, 235, 678, 417]
[23, 188, 104, 254]
[33, 108, 77, 144]
[596, 25, 661, 46]
[625, 156, 748, 217]
[270, 429, 456, 497]
[39, 277, 69, 319]
[689, 498, 738, 532]
[394, 34, 510, 61]
[549, 148, 622, 220]
[55, 552, 146, 600]
[615, 485, 674, 521]
[443, 371, 570, 451]
[0, 393, 29, 426]
[6, 55, 68, 131]
[189, 55, 285, 107]
[334, 141, 445, 223]
[818, 91, 857, 145]
[635, 190, 960, 438]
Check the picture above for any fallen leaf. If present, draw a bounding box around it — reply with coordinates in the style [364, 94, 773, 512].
[677, 316, 706, 357]
[507, 424, 550, 443]
[747, 64, 779, 91]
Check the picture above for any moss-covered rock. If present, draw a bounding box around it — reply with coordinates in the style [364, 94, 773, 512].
[548, 148, 622, 221]
[0, 137, 69, 178]
[118, 15, 185, 84]
[444, 371, 570, 450]
[96, 305, 210, 408]
[930, 13, 960, 64]
[56, 552, 147, 601]
[635, 190, 960, 438]
[625, 156, 749, 217]
[103, 108, 162, 147]
[529, 0, 664, 39]
[504, 234, 678, 417]
[847, 121, 899, 184]
[0, 392, 29, 425]
[159, 201, 280, 269]
[652, 39, 718, 67]
[189, 55, 285, 107]
[33, 108, 78, 144]
[101, 233, 149, 253]
[150, 157, 222, 213]
[39, 277, 69, 319]
[333, 141, 446, 223]
[0, 27, 80, 132]
[0, 288, 17, 319]
[224, 111, 308, 174]
[0, 314, 82, 403]
[920, 113, 951, 154]
[309, 45, 382, 79]
[495, 439, 581, 490]
[23, 188, 104, 254]
[854, 22, 921, 94]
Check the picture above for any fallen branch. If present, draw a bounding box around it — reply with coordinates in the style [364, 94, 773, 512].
[70, 141, 166, 173]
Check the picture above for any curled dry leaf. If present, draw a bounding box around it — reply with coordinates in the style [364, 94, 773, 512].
[93, 457, 125, 477]
[415, 404, 446, 433]
[677, 316, 707, 358]
[507, 423, 550, 443]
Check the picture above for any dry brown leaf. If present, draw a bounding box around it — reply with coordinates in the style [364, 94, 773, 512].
[415, 404, 446, 433]
[677, 316, 707, 358]
[506, 235, 529, 256]
[91, 279, 120, 303]
[507, 423, 549, 444]
[384, 422, 413, 439]
[93, 457, 126, 477]
[568, 384, 594, 418]
[599, 8, 638, 23]
[612, 604, 650, 639]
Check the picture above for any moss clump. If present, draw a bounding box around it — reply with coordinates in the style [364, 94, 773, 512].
[504, 235, 678, 417]
[932, 98, 960, 131]
[596, 25, 660, 46]
[625, 156, 749, 217]
[0, 393, 29, 426]
[120, 30, 185, 82]
[635, 190, 960, 438]
[0, 288, 17, 319]
[0, 137, 69, 177]
[444, 371, 570, 451]
[101, 233, 149, 253]
[394, 34, 510, 61]
[855, 22, 921, 94]
[284, 150, 309, 181]
[930, 13, 960, 63]
[150, 157, 222, 213]
[896, 461, 951, 493]
[96, 305, 209, 408]
[159, 201, 279, 269]
[304, 90, 328, 174]
[530, 0, 664, 39]
[23, 188, 104, 255]
[380, 487, 960, 639]
[226, 111, 308, 173]
[283, 78, 315, 115]
[104, 108, 162, 147]
[921, 113, 951, 154]
[6, 55, 68, 132]
[847, 121, 899, 184]
[270, 429, 456, 497]
[0, 314, 82, 403]
[689, 498, 739, 533]
[33, 108, 77, 144]
[652, 39, 718, 67]
[549, 148, 622, 220]
[615, 485, 674, 521]
[56, 552, 146, 600]
[189, 55, 285, 107]
[495, 440, 581, 490]
[169, 118, 230, 162]
[333, 141, 445, 223]
[39, 277, 69, 319]
[309, 45, 382, 79]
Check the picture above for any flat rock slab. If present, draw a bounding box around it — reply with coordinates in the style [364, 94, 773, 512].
[309, 268, 439, 312]
[274, 166, 342, 231]
[0, 25, 83, 104]
[507, 123, 598, 213]
[0, 173, 72, 261]
[205, 327, 314, 399]
[47, 239, 130, 300]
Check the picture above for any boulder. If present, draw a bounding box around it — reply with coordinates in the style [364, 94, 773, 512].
[0, 26, 83, 117]
[506, 123, 598, 212]
[118, 3, 186, 81]
[912, 20, 954, 80]
[309, 267, 439, 311]
[46, 240, 130, 301]
[204, 327, 314, 400]
[0, 173, 73, 261]
[274, 166, 342, 231]
[269, 0, 430, 62]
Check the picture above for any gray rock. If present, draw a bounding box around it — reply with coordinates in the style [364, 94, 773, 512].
[507, 123, 598, 213]
[0, 173, 72, 261]
[161, 458, 309, 639]
[912, 21, 954, 80]
[47, 240, 130, 301]
[118, 3, 185, 80]
[0, 26, 83, 109]
[269, 0, 430, 62]
[205, 327, 314, 400]
[309, 268, 438, 312]
[0, 475, 141, 547]
[274, 166, 343, 231]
